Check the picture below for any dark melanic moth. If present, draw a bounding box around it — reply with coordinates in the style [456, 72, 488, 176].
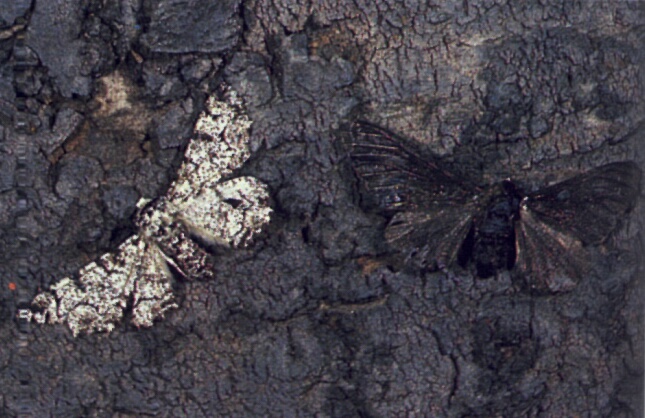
[342, 121, 642, 293]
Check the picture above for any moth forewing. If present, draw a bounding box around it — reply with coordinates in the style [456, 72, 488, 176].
[28, 232, 179, 335]
[343, 121, 476, 213]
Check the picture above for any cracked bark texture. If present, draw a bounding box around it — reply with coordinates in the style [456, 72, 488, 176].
[0, 0, 643, 416]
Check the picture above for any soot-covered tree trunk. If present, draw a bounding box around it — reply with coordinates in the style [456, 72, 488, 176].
[0, 0, 642, 416]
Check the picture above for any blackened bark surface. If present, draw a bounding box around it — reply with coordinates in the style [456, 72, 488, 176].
[0, 0, 642, 416]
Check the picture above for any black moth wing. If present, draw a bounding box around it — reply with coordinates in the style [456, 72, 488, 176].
[342, 121, 482, 269]
[515, 207, 588, 292]
[342, 121, 479, 211]
[384, 208, 476, 270]
[522, 162, 642, 245]
[516, 161, 642, 292]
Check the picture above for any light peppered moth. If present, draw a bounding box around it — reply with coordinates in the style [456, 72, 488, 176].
[28, 89, 272, 336]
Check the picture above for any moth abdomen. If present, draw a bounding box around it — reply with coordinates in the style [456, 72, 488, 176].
[471, 183, 522, 278]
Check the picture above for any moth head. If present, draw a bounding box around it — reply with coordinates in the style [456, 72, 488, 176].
[501, 178, 524, 198]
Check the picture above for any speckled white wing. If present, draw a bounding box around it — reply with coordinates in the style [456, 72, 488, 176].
[176, 176, 272, 248]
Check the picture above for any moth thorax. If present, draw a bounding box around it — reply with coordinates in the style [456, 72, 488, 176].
[481, 181, 522, 230]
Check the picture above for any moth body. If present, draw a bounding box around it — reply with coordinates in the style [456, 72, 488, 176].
[467, 181, 522, 278]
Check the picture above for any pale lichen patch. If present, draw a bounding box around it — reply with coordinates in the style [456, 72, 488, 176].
[92, 71, 151, 136]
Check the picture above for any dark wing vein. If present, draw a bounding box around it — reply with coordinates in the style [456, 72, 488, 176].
[525, 162, 641, 245]
[341, 121, 482, 270]
[342, 121, 477, 212]
[385, 206, 475, 269]
[515, 205, 587, 293]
